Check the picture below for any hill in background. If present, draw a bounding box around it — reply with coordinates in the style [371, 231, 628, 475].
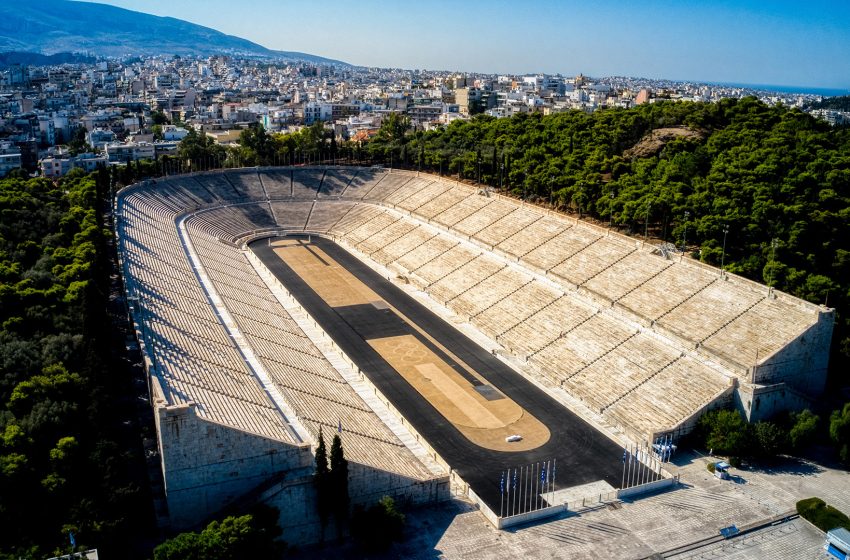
[0, 0, 346, 64]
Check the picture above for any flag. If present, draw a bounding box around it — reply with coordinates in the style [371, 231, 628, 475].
[540, 465, 546, 483]
[69, 531, 76, 548]
[623, 447, 628, 463]
[337, 419, 342, 433]
[500, 471, 505, 495]
[512, 468, 517, 490]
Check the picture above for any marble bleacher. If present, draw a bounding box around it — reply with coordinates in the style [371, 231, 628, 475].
[432, 192, 493, 229]
[225, 170, 267, 201]
[429, 255, 503, 305]
[497, 294, 594, 356]
[318, 169, 356, 198]
[414, 186, 469, 220]
[549, 236, 636, 287]
[474, 280, 560, 339]
[531, 314, 636, 382]
[523, 224, 601, 273]
[394, 180, 451, 213]
[357, 217, 416, 257]
[121, 168, 823, 443]
[337, 169, 383, 199]
[395, 233, 458, 273]
[118, 191, 298, 444]
[370, 225, 433, 266]
[605, 355, 730, 437]
[345, 210, 399, 246]
[360, 173, 413, 201]
[582, 250, 670, 302]
[496, 214, 567, 258]
[475, 206, 543, 248]
[270, 201, 313, 230]
[259, 170, 292, 198]
[291, 169, 324, 199]
[383, 176, 436, 207]
[657, 281, 763, 344]
[306, 201, 357, 232]
[193, 173, 241, 200]
[452, 265, 532, 319]
[615, 263, 717, 324]
[563, 333, 682, 413]
[701, 297, 817, 370]
[452, 198, 516, 238]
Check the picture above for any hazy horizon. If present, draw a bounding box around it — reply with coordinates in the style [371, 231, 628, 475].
[79, 0, 850, 90]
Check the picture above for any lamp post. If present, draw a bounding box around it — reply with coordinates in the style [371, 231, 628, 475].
[720, 224, 729, 276]
[608, 191, 615, 228]
[767, 238, 779, 290]
[682, 211, 690, 253]
[644, 200, 652, 240]
[549, 176, 554, 207]
[499, 163, 504, 191]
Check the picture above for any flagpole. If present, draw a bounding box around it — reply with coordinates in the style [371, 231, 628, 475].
[621, 447, 626, 488]
[534, 462, 539, 511]
[551, 458, 556, 507]
[523, 465, 528, 514]
[517, 465, 525, 514]
[639, 444, 645, 486]
[500, 470, 504, 518]
[513, 467, 518, 516]
[508, 468, 513, 517]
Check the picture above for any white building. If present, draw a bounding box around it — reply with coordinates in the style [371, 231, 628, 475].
[88, 128, 116, 149]
[106, 142, 156, 163]
[0, 141, 22, 177]
[40, 153, 107, 177]
[161, 125, 189, 141]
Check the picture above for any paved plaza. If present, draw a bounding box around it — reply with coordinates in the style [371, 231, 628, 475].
[294, 448, 848, 559]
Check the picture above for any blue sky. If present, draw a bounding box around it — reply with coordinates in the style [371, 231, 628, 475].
[86, 0, 850, 89]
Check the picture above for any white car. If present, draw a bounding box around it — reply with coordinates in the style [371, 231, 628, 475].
[505, 434, 523, 443]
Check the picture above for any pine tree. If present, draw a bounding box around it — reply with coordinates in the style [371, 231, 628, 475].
[329, 433, 349, 537]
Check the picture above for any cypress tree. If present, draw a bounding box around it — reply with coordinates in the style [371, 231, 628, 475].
[329, 433, 349, 537]
[314, 428, 330, 538]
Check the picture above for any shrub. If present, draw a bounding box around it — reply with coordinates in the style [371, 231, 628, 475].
[699, 409, 750, 456]
[788, 409, 819, 451]
[753, 421, 787, 458]
[706, 462, 716, 473]
[153, 505, 283, 560]
[830, 403, 850, 463]
[797, 497, 850, 532]
[350, 496, 405, 552]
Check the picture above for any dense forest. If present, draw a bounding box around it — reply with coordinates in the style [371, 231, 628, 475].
[0, 170, 151, 558]
[228, 98, 849, 382]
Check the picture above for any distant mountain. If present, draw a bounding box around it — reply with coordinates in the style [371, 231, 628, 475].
[0, 0, 347, 64]
[0, 51, 96, 67]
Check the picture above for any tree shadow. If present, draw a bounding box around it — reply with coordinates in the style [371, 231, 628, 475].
[287, 499, 476, 560]
[744, 455, 826, 477]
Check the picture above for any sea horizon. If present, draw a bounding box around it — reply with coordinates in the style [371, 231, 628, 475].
[706, 81, 850, 97]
